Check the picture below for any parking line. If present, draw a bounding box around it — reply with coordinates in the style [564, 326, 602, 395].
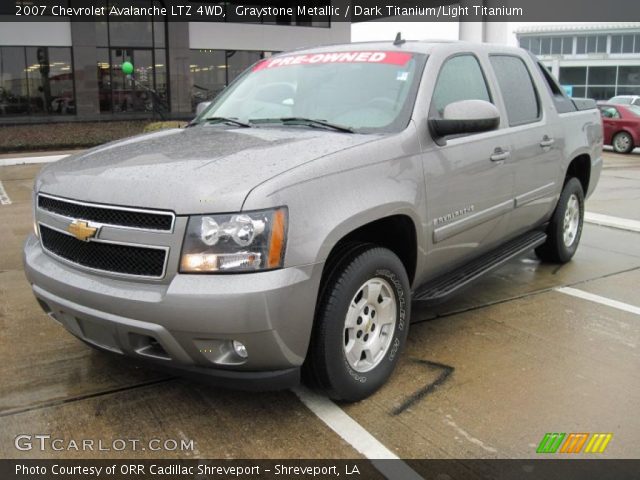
[585, 212, 640, 233]
[556, 287, 640, 316]
[293, 386, 424, 479]
[0, 154, 68, 167]
[0, 181, 11, 205]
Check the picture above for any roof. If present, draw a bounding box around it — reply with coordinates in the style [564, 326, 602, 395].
[279, 40, 523, 57]
[516, 23, 640, 36]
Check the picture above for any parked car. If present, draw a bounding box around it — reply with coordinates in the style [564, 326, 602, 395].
[608, 95, 640, 107]
[599, 103, 640, 153]
[24, 41, 603, 401]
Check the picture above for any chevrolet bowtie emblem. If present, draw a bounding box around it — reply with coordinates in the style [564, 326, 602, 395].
[67, 220, 98, 242]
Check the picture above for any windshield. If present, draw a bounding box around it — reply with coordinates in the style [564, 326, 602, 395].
[195, 51, 426, 133]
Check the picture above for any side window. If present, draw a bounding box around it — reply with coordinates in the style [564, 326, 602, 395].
[599, 107, 620, 119]
[490, 55, 541, 126]
[431, 55, 491, 117]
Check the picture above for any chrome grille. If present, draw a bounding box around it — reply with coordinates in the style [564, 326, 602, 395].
[38, 194, 174, 231]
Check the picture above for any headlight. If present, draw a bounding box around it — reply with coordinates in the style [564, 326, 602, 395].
[180, 207, 287, 273]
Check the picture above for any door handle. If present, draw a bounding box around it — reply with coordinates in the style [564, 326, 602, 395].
[490, 149, 510, 162]
[540, 136, 555, 148]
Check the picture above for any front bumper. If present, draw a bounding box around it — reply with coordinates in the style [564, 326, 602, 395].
[23, 234, 323, 389]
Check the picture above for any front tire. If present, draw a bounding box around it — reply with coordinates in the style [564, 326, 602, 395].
[612, 131, 634, 154]
[308, 246, 410, 402]
[536, 177, 584, 263]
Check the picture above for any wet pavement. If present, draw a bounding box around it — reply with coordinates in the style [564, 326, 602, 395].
[0, 152, 638, 460]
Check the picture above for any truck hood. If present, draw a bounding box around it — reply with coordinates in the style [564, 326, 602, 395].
[37, 125, 377, 214]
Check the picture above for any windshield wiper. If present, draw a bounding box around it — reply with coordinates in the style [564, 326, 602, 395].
[249, 117, 355, 133]
[203, 117, 252, 128]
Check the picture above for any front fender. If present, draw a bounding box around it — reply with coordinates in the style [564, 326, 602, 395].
[241, 128, 427, 271]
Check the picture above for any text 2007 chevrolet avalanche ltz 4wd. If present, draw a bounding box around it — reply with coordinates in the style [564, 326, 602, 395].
[24, 41, 602, 401]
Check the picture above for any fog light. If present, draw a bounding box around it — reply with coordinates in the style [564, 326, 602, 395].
[232, 340, 248, 359]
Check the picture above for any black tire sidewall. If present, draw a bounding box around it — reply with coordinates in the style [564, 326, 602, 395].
[613, 132, 633, 154]
[315, 248, 410, 401]
[550, 178, 585, 262]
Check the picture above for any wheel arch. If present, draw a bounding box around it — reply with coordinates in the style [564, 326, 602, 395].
[565, 153, 591, 195]
[320, 213, 419, 286]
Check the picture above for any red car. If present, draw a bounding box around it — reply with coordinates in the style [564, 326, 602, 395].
[598, 103, 640, 154]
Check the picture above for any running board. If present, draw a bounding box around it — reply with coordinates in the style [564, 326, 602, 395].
[413, 230, 547, 304]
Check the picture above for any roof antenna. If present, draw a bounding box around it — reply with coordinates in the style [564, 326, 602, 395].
[394, 32, 406, 46]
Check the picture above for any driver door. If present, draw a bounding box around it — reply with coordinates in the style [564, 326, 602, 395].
[422, 53, 515, 278]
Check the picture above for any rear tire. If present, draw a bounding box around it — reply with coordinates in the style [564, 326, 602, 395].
[308, 245, 410, 402]
[612, 131, 634, 154]
[536, 177, 584, 263]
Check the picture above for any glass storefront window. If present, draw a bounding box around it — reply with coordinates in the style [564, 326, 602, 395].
[572, 87, 586, 97]
[0, 47, 29, 116]
[227, 50, 263, 84]
[154, 48, 168, 106]
[561, 37, 573, 54]
[529, 38, 540, 55]
[617, 86, 640, 96]
[109, 48, 156, 113]
[97, 48, 111, 112]
[611, 35, 622, 53]
[97, 0, 169, 115]
[26, 47, 75, 115]
[190, 49, 227, 110]
[622, 35, 634, 54]
[1, 46, 75, 117]
[559, 67, 587, 86]
[586, 86, 616, 101]
[618, 66, 640, 86]
[588, 66, 616, 86]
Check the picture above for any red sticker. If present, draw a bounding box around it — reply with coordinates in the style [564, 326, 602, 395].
[253, 51, 412, 71]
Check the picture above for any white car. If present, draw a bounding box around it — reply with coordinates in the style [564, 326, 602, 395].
[608, 95, 640, 106]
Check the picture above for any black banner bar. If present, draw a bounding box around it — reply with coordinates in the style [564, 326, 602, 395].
[2, 459, 640, 480]
[3, 0, 640, 22]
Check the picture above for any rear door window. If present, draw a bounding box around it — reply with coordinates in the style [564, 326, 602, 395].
[490, 55, 541, 126]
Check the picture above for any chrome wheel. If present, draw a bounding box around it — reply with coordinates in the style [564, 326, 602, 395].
[343, 277, 397, 373]
[613, 133, 631, 153]
[563, 193, 580, 247]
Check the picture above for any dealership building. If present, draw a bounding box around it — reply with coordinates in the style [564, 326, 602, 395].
[516, 23, 640, 100]
[0, 1, 349, 123]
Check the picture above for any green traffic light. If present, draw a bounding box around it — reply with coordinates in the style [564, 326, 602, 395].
[121, 61, 134, 75]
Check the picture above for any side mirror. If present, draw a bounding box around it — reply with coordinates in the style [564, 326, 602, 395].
[195, 101, 212, 117]
[429, 99, 500, 140]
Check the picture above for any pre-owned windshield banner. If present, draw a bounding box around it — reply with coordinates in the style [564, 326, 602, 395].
[252, 51, 413, 71]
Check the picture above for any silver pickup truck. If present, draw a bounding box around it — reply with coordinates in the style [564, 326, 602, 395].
[24, 41, 602, 401]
